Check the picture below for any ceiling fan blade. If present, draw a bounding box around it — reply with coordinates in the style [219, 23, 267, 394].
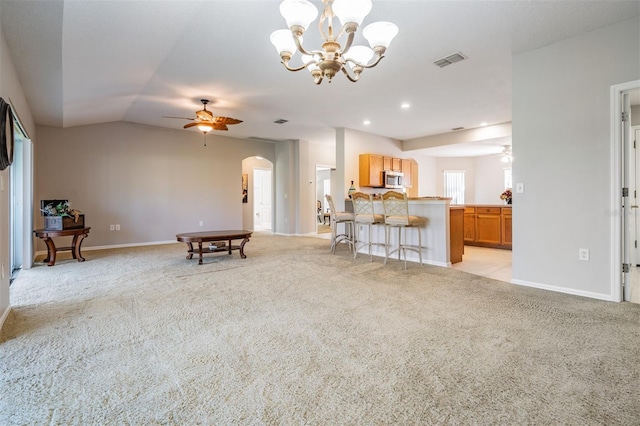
[183, 122, 199, 129]
[213, 123, 229, 131]
[214, 117, 243, 125]
[163, 116, 194, 120]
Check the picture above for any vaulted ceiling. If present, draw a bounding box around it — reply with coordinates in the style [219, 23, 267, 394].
[2, 0, 638, 155]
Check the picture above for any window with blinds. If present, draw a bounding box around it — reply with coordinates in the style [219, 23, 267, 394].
[444, 170, 465, 204]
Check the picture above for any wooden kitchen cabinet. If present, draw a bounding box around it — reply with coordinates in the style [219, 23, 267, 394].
[401, 159, 412, 188]
[501, 207, 512, 247]
[450, 207, 464, 263]
[476, 207, 502, 245]
[360, 154, 418, 189]
[464, 205, 511, 250]
[383, 156, 392, 171]
[463, 207, 476, 242]
[359, 154, 384, 187]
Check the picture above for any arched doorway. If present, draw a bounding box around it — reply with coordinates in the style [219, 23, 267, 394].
[241, 156, 273, 231]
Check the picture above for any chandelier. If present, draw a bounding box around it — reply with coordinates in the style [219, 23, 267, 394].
[270, 0, 398, 85]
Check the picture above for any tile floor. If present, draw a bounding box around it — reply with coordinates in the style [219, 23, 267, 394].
[452, 245, 512, 283]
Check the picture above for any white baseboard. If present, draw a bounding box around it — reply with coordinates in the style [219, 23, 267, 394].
[511, 278, 615, 302]
[0, 305, 11, 331]
[35, 240, 179, 257]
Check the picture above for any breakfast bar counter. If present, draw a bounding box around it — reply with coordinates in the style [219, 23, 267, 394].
[346, 197, 458, 266]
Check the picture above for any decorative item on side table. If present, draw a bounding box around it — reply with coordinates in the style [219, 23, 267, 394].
[500, 188, 512, 205]
[40, 199, 85, 230]
[348, 180, 357, 198]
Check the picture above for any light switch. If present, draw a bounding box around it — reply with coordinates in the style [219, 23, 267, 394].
[516, 183, 524, 193]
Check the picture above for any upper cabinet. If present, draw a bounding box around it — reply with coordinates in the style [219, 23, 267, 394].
[359, 154, 384, 187]
[359, 154, 416, 189]
[401, 159, 412, 188]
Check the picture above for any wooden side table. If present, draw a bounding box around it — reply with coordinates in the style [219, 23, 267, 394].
[33, 227, 91, 266]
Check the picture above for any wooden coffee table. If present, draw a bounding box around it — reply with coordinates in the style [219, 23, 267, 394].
[176, 230, 252, 265]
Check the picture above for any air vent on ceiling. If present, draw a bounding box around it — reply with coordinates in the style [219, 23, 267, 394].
[433, 52, 467, 68]
[451, 127, 465, 131]
[274, 119, 288, 124]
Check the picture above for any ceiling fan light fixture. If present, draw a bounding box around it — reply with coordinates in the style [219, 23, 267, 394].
[197, 123, 213, 133]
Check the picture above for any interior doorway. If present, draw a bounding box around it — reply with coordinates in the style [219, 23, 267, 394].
[316, 166, 332, 235]
[618, 82, 640, 303]
[9, 114, 33, 279]
[253, 168, 272, 231]
[625, 123, 640, 303]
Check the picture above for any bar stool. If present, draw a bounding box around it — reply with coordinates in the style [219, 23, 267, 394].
[325, 194, 355, 254]
[382, 191, 427, 269]
[352, 192, 385, 261]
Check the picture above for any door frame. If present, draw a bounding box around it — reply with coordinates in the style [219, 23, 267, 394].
[611, 79, 640, 302]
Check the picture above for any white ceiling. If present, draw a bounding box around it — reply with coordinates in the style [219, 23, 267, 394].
[1, 0, 639, 156]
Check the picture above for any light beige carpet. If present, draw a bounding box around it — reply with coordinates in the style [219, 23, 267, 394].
[1, 233, 639, 425]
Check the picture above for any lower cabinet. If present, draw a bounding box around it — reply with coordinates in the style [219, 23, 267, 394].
[463, 205, 512, 250]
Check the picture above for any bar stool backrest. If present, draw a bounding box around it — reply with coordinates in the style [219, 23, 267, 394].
[382, 191, 410, 226]
[352, 192, 377, 224]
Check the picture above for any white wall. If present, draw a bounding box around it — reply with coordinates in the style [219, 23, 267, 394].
[512, 17, 640, 300]
[415, 154, 437, 197]
[36, 122, 276, 248]
[475, 155, 511, 204]
[435, 157, 476, 204]
[0, 21, 37, 328]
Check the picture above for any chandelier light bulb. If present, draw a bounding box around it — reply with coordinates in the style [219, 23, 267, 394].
[270, 29, 297, 56]
[279, 0, 318, 31]
[331, 0, 372, 27]
[344, 45, 374, 68]
[363, 21, 399, 50]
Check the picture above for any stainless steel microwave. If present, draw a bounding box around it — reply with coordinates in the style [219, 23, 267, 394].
[382, 170, 404, 188]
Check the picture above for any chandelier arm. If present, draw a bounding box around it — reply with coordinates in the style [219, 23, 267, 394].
[339, 29, 356, 55]
[341, 66, 359, 83]
[281, 61, 308, 72]
[292, 34, 321, 57]
[344, 54, 386, 70]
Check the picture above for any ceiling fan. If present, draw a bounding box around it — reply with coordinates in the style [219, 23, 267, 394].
[165, 99, 243, 133]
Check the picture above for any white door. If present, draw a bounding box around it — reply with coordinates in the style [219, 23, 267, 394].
[253, 168, 272, 230]
[622, 91, 640, 303]
[630, 126, 640, 303]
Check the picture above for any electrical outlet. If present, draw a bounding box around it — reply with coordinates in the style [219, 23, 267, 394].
[199, 221, 204, 227]
[516, 183, 524, 193]
[110, 225, 114, 231]
[579, 248, 590, 261]
[115, 224, 120, 231]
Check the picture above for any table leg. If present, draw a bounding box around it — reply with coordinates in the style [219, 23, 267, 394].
[186, 242, 194, 260]
[198, 242, 203, 265]
[239, 236, 250, 259]
[227, 239, 232, 255]
[43, 237, 57, 267]
[73, 232, 87, 262]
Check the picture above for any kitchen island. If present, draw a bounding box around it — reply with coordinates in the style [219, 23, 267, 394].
[346, 197, 461, 266]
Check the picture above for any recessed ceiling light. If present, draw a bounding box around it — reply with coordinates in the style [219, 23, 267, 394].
[363, 120, 371, 125]
[480, 122, 488, 126]
[401, 103, 410, 109]
[452, 127, 464, 131]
